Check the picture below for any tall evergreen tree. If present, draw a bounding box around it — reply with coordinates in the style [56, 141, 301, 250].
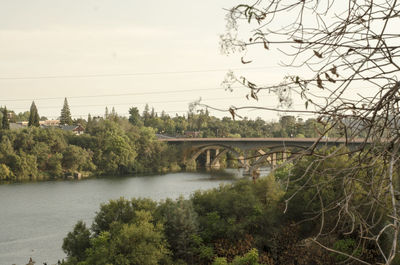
[111, 107, 117, 120]
[105, 107, 109, 119]
[60, 98, 73, 125]
[143, 104, 150, 117]
[28, 101, 40, 127]
[2, 107, 10, 130]
[143, 104, 150, 126]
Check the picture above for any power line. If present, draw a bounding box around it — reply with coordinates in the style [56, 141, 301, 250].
[0, 84, 379, 103]
[0, 83, 285, 102]
[0, 86, 261, 102]
[8, 97, 223, 110]
[0, 66, 278, 80]
[6, 94, 297, 111]
[0, 88, 218, 102]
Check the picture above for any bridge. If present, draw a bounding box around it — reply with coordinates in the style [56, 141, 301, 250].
[159, 137, 366, 175]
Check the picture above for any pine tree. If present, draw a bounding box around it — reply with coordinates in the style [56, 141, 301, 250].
[105, 107, 109, 119]
[143, 104, 150, 126]
[28, 101, 40, 127]
[60, 98, 73, 125]
[87, 113, 92, 123]
[111, 107, 117, 119]
[2, 107, 10, 130]
[143, 104, 150, 117]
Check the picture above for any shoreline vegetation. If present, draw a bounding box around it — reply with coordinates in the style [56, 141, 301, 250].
[0, 104, 347, 183]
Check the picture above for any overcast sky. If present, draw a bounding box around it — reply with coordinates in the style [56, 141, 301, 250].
[0, 0, 309, 121]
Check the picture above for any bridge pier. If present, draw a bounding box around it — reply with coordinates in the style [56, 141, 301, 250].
[271, 153, 277, 169]
[211, 149, 221, 169]
[205, 150, 211, 168]
[205, 149, 222, 169]
[282, 151, 287, 162]
[239, 151, 250, 171]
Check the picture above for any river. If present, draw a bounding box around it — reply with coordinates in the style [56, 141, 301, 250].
[0, 171, 241, 265]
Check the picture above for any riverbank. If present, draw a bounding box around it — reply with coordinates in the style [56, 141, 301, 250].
[0, 171, 237, 265]
[0, 165, 234, 185]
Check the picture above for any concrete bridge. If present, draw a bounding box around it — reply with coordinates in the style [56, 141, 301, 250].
[159, 137, 366, 175]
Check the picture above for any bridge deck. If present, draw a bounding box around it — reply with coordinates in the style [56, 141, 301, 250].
[159, 137, 366, 144]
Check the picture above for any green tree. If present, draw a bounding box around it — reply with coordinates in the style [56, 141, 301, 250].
[60, 98, 73, 125]
[0, 163, 13, 180]
[108, 211, 169, 265]
[129, 107, 143, 127]
[143, 104, 151, 126]
[2, 107, 10, 130]
[15, 111, 30, 122]
[62, 221, 91, 262]
[109, 107, 118, 121]
[83, 231, 112, 265]
[46, 152, 63, 177]
[7, 151, 38, 180]
[84, 211, 169, 265]
[92, 197, 157, 235]
[96, 126, 137, 174]
[156, 197, 199, 263]
[28, 101, 40, 127]
[105, 107, 109, 119]
[62, 145, 95, 173]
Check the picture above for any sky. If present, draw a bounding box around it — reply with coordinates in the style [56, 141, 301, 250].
[0, 0, 310, 121]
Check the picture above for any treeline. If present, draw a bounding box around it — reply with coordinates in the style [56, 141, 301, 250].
[129, 105, 332, 138]
[0, 101, 346, 181]
[1, 100, 357, 139]
[0, 117, 181, 181]
[61, 148, 391, 265]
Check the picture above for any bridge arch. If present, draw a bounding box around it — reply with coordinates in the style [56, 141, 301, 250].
[188, 144, 245, 168]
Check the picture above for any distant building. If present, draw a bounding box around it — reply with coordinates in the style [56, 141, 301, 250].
[59, 124, 85, 135]
[184, 131, 200, 138]
[40, 120, 60, 127]
[16, 121, 28, 127]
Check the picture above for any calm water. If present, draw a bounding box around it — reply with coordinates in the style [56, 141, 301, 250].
[0, 171, 240, 265]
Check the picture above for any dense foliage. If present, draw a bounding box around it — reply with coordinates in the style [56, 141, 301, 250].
[61, 147, 398, 265]
[0, 117, 181, 181]
[138, 105, 335, 138]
